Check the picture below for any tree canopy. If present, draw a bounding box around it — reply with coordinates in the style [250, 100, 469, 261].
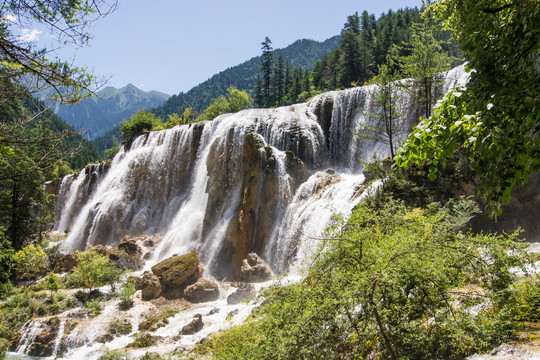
[396, 0, 540, 215]
[0, 0, 117, 104]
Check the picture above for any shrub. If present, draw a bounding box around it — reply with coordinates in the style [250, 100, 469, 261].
[108, 318, 132, 336]
[118, 277, 136, 310]
[197, 199, 529, 360]
[45, 272, 60, 292]
[13, 244, 48, 283]
[67, 248, 122, 291]
[127, 333, 160, 348]
[85, 298, 102, 316]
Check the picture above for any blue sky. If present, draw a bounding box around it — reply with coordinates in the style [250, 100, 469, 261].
[48, 0, 423, 95]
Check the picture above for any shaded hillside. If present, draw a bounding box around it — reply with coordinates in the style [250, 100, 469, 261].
[42, 84, 170, 139]
[153, 37, 340, 117]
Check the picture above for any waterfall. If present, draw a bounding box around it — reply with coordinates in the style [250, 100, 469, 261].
[54, 65, 470, 278]
[15, 320, 44, 355]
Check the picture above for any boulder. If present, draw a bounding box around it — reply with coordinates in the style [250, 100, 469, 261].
[151, 251, 200, 298]
[183, 278, 219, 303]
[240, 253, 272, 282]
[181, 314, 203, 335]
[141, 272, 161, 301]
[227, 283, 256, 305]
[54, 253, 78, 273]
[109, 236, 144, 271]
[92, 244, 112, 256]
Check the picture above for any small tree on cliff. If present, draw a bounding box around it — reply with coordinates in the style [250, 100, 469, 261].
[400, 20, 450, 119]
[358, 47, 402, 160]
[69, 249, 122, 292]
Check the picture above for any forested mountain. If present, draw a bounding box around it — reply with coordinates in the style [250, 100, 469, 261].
[39, 84, 170, 139]
[153, 37, 339, 118]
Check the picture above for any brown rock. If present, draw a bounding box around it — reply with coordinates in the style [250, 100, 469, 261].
[183, 278, 219, 303]
[92, 244, 111, 256]
[227, 283, 256, 305]
[54, 253, 78, 273]
[117, 236, 142, 255]
[109, 237, 143, 271]
[240, 253, 272, 282]
[141, 272, 161, 301]
[19, 320, 60, 357]
[151, 251, 200, 298]
[181, 314, 203, 335]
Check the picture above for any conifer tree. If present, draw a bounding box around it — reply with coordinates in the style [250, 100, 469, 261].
[339, 12, 362, 87]
[359, 10, 375, 83]
[259, 37, 274, 107]
[272, 54, 285, 106]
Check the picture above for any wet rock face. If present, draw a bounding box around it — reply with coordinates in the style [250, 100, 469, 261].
[183, 278, 220, 303]
[109, 236, 144, 271]
[240, 253, 272, 282]
[206, 132, 309, 279]
[181, 314, 203, 335]
[21, 321, 59, 357]
[141, 272, 162, 301]
[227, 283, 256, 305]
[151, 251, 200, 299]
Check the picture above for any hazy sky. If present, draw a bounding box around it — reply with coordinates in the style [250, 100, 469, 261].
[45, 0, 423, 95]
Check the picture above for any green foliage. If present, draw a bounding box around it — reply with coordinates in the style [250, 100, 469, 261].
[120, 110, 164, 143]
[198, 199, 530, 359]
[509, 276, 540, 322]
[0, 337, 9, 359]
[128, 333, 160, 348]
[154, 37, 339, 118]
[197, 87, 253, 121]
[45, 273, 60, 292]
[85, 297, 102, 316]
[108, 318, 132, 336]
[118, 277, 136, 310]
[0, 1, 116, 104]
[13, 244, 48, 282]
[164, 107, 198, 128]
[98, 348, 130, 360]
[67, 248, 122, 291]
[399, 20, 451, 119]
[358, 47, 403, 159]
[396, 0, 540, 216]
[0, 228, 13, 296]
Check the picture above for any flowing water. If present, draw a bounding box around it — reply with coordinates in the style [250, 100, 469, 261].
[10, 66, 470, 359]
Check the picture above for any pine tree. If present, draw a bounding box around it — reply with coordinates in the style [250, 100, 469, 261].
[359, 10, 375, 83]
[339, 12, 362, 87]
[260, 37, 274, 107]
[273, 54, 285, 106]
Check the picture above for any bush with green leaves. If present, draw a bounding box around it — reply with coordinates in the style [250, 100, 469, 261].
[0, 228, 14, 296]
[196, 199, 530, 360]
[13, 244, 48, 283]
[66, 248, 122, 291]
[120, 110, 164, 143]
[118, 277, 136, 310]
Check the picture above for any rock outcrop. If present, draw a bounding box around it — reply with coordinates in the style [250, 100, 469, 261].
[141, 272, 162, 301]
[240, 253, 272, 282]
[180, 314, 204, 335]
[227, 283, 256, 305]
[183, 278, 220, 303]
[151, 251, 201, 299]
[109, 236, 144, 270]
[206, 132, 309, 278]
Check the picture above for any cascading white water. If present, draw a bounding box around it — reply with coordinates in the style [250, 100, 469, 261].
[54, 65, 470, 278]
[22, 64, 472, 360]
